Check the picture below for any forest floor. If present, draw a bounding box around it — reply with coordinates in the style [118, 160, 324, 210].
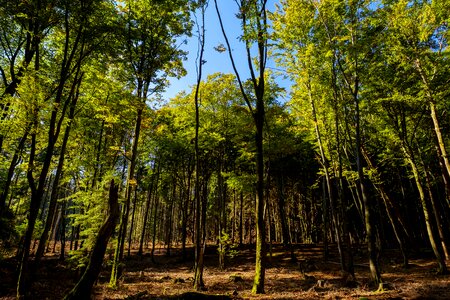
[1, 243, 450, 299]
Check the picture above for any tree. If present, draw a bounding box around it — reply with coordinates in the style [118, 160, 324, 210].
[109, 0, 191, 287]
[214, 0, 269, 293]
[192, 0, 208, 290]
[16, 1, 117, 296]
[274, 0, 388, 286]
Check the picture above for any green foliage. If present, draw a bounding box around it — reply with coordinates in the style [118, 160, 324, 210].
[217, 230, 239, 260]
[116, 0, 192, 96]
[67, 173, 120, 266]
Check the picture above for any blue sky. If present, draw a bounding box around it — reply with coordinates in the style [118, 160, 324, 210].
[163, 0, 290, 101]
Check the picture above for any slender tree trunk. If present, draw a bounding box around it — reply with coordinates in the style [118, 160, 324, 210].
[50, 207, 62, 253]
[423, 169, 450, 260]
[17, 105, 41, 297]
[232, 189, 236, 243]
[252, 104, 266, 294]
[36, 75, 81, 262]
[200, 177, 210, 282]
[308, 80, 335, 263]
[17, 18, 87, 296]
[127, 186, 138, 257]
[362, 147, 409, 267]
[435, 143, 450, 207]
[151, 194, 159, 263]
[349, 73, 382, 286]
[216, 160, 229, 269]
[428, 100, 450, 207]
[276, 176, 289, 247]
[193, 1, 207, 290]
[214, 0, 268, 292]
[218, 164, 226, 270]
[138, 168, 156, 256]
[356, 126, 381, 286]
[181, 166, 191, 261]
[415, 59, 450, 183]
[59, 200, 66, 261]
[74, 224, 81, 251]
[404, 146, 447, 274]
[276, 176, 296, 261]
[166, 183, 176, 257]
[239, 192, 244, 247]
[110, 103, 143, 287]
[48, 203, 60, 256]
[0, 129, 29, 213]
[138, 189, 152, 257]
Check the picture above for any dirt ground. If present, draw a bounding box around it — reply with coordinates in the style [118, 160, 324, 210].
[1, 243, 449, 299]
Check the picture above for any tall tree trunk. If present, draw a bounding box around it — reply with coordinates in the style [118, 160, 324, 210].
[232, 189, 236, 243]
[151, 193, 160, 263]
[356, 120, 381, 286]
[239, 192, 244, 247]
[434, 143, 450, 207]
[218, 164, 226, 270]
[214, 0, 268, 292]
[403, 146, 447, 274]
[50, 206, 62, 253]
[423, 168, 450, 260]
[36, 74, 82, 263]
[181, 165, 192, 261]
[127, 186, 138, 257]
[415, 59, 450, 183]
[59, 199, 66, 261]
[138, 165, 158, 256]
[166, 183, 176, 257]
[276, 176, 296, 261]
[17, 14, 86, 296]
[307, 79, 335, 263]
[276, 176, 290, 248]
[110, 104, 143, 287]
[193, 1, 207, 290]
[138, 188, 152, 257]
[0, 128, 29, 213]
[252, 102, 266, 294]
[362, 147, 409, 267]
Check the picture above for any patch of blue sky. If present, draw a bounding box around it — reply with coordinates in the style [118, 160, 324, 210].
[163, 0, 292, 103]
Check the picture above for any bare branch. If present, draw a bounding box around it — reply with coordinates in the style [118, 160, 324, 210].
[214, 0, 254, 114]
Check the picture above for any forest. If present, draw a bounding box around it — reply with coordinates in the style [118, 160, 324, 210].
[0, 0, 449, 299]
